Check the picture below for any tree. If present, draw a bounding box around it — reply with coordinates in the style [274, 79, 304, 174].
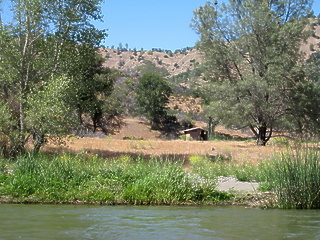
[66, 51, 115, 133]
[135, 60, 170, 77]
[0, 0, 107, 156]
[135, 74, 172, 128]
[191, 0, 313, 145]
[289, 51, 320, 136]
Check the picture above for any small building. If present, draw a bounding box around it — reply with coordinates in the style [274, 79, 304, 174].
[183, 127, 208, 141]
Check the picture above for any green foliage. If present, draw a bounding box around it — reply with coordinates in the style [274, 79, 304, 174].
[289, 51, 320, 135]
[0, 154, 232, 204]
[262, 145, 320, 209]
[5, 149, 319, 208]
[26, 76, 77, 139]
[168, 68, 202, 85]
[269, 137, 290, 147]
[192, 0, 314, 145]
[0, 0, 109, 156]
[135, 60, 169, 77]
[71, 57, 117, 133]
[135, 74, 172, 127]
[188, 155, 260, 182]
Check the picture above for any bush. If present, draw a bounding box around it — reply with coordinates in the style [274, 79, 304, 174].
[262, 145, 320, 209]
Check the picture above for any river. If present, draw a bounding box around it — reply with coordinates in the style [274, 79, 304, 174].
[1, 204, 320, 239]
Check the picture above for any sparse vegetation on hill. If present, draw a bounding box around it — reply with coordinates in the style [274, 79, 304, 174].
[99, 48, 203, 77]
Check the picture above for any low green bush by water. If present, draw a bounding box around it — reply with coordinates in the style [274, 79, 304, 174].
[262, 146, 320, 209]
[0, 153, 232, 205]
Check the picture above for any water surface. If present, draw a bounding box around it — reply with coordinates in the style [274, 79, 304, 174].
[1, 204, 320, 239]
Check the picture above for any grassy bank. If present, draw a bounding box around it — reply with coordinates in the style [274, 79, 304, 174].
[262, 146, 320, 209]
[187, 144, 320, 209]
[1, 143, 319, 209]
[0, 154, 231, 205]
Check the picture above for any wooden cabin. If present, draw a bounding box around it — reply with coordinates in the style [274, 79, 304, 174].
[183, 127, 208, 141]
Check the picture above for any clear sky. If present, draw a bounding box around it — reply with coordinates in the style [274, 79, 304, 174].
[99, 0, 209, 50]
[1, 0, 320, 51]
[99, 0, 320, 51]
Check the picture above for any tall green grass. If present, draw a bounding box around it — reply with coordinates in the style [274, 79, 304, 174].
[4, 147, 318, 208]
[188, 155, 262, 182]
[262, 146, 320, 209]
[0, 153, 232, 204]
[188, 147, 320, 209]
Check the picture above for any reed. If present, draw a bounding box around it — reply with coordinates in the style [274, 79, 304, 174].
[0, 153, 232, 204]
[262, 145, 320, 209]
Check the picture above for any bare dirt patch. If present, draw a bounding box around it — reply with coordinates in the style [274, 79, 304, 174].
[111, 118, 161, 140]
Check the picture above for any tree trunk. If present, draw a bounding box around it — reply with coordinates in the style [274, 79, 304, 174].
[208, 117, 212, 138]
[249, 123, 272, 146]
[33, 133, 45, 153]
[208, 116, 220, 138]
[257, 125, 267, 146]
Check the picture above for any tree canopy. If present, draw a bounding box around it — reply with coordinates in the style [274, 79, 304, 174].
[135, 74, 172, 129]
[192, 0, 316, 145]
[0, 0, 110, 156]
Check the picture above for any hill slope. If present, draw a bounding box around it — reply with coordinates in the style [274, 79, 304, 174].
[99, 48, 202, 77]
[101, 21, 320, 77]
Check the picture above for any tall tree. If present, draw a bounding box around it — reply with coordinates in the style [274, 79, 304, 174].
[192, 0, 313, 145]
[135, 74, 172, 129]
[0, 0, 107, 156]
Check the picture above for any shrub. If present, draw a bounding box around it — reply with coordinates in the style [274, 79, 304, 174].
[263, 145, 320, 209]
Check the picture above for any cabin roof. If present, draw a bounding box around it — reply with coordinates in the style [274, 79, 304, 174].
[183, 127, 207, 133]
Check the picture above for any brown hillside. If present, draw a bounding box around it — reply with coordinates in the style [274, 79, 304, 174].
[101, 21, 320, 77]
[99, 48, 202, 77]
[301, 19, 320, 55]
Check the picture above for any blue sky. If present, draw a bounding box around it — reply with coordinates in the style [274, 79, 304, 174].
[100, 0, 209, 50]
[1, 0, 320, 51]
[100, 0, 320, 50]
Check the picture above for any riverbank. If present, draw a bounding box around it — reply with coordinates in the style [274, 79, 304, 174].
[1, 142, 319, 209]
[0, 190, 275, 208]
[0, 152, 275, 207]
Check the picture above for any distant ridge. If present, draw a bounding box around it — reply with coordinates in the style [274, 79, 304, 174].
[101, 21, 320, 76]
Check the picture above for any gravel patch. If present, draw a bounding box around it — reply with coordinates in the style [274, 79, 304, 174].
[187, 174, 260, 192]
[216, 176, 260, 192]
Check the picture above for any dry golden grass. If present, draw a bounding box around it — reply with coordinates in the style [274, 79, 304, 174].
[45, 137, 281, 165]
[44, 118, 283, 164]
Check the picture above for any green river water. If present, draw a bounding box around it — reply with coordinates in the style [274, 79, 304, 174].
[0, 204, 319, 239]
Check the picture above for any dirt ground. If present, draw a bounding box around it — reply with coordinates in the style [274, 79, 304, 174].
[46, 118, 281, 165]
[54, 138, 278, 164]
